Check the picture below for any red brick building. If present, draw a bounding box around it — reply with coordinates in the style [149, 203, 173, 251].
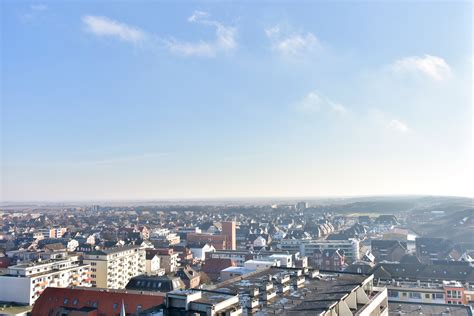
[221, 221, 236, 250]
[313, 249, 345, 271]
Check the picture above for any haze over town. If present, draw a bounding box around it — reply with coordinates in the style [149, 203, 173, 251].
[1, 1, 473, 316]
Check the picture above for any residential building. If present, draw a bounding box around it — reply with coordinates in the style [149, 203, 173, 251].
[186, 232, 228, 250]
[152, 248, 179, 274]
[188, 242, 215, 261]
[126, 275, 185, 292]
[31, 286, 165, 316]
[162, 289, 242, 316]
[145, 252, 164, 276]
[201, 258, 236, 282]
[0, 254, 91, 305]
[284, 238, 360, 262]
[312, 249, 345, 271]
[416, 237, 455, 264]
[206, 250, 252, 266]
[211, 268, 388, 315]
[371, 239, 408, 262]
[82, 245, 145, 289]
[176, 265, 200, 289]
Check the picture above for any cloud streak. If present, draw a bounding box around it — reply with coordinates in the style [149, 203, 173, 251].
[297, 91, 347, 115]
[81, 12, 235, 57]
[82, 15, 146, 44]
[165, 11, 237, 57]
[388, 119, 410, 133]
[390, 54, 452, 81]
[266, 26, 320, 58]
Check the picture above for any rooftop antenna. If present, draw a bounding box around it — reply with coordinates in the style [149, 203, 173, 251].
[120, 299, 126, 316]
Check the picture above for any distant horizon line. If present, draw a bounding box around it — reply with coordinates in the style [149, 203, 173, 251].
[1, 193, 472, 206]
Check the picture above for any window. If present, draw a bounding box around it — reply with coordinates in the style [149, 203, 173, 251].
[73, 299, 78, 305]
[113, 303, 118, 310]
[409, 292, 422, 299]
[425, 294, 430, 299]
[388, 290, 399, 298]
[64, 298, 69, 304]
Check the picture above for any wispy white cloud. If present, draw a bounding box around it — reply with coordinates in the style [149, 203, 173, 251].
[388, 119, 411, 133]
[165, 11, 237, 57]
[30, 4, 47, 11]
[81, 12, 235, 58]
[265, 25, 320, 58]
[82, 15, 146, 44]
[390, 54, 452, 81]
[21, 3, 48, 21]
[297, 91, 347, 115]
[369, 109, 411, 133]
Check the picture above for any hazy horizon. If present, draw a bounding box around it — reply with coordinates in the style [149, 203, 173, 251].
[1, 1, 473, 201]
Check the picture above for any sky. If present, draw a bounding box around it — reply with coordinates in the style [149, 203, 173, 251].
[1, 1, 473, 201]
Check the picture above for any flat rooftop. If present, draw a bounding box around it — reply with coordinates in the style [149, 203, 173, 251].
[212, 268, 371, 315]
[169, 289, 237, 305]
[388, 301, 473, 316]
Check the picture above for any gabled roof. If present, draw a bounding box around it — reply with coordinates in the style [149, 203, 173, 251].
[32, 287, 165, 316]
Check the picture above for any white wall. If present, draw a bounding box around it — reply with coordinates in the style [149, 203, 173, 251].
[0, 276, 32, 305]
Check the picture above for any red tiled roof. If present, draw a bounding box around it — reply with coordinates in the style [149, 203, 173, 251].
[150, 248, 174, 255]
[32, 287, 164, 316]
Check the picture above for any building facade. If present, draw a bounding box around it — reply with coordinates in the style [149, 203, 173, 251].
[83, 245, 145, 289]
[0, 254, 91, 305]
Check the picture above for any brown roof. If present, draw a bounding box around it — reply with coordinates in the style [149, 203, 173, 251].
[32, 287, 164, 316]
[202, 258, 236, 274]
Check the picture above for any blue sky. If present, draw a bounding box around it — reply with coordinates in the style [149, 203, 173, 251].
[1, 1, 472, 201]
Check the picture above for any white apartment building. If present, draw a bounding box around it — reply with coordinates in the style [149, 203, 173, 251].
[0, 254, 91, 305]
[281, 238, 360, 262]
[83, 245, 145, 289]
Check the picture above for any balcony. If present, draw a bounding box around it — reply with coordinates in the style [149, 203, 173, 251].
[262, 290, 276, 301]
[278, 284, 291, 293]
[246, 297, 259, 309]
[249, 288, 259, 297]
[260, 282, 273, 292]
[293, 276, 305, 286]
[279, 275, 290, 284]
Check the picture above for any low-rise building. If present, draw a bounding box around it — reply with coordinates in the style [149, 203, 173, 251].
[152, 248, 179, 274]
[0, 254, 91, 305]
[31, 286, 165, 316]
[126, 275, 185, 292]
[163, 289, 242, 316]
[371, 239, 408, 262]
